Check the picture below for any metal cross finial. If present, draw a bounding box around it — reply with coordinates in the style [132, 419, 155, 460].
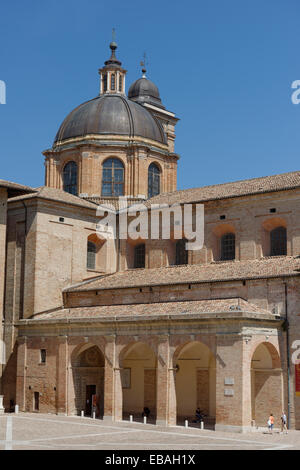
[140, 52, 147, 77]
[112, 28, 116, 42]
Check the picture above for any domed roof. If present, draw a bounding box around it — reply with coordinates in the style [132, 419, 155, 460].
[54, 94, 167, 146]
[128, 77, 165, 109]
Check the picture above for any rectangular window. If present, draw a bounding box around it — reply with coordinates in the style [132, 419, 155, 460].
[40, 349, 46, 364]
[34, 392, 39, 411]
[111, 74, 115, 91]
[134, 244, 145, 268]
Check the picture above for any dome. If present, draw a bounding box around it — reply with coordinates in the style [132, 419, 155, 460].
[54, 94, 167, 146]
[128, 77, 165, 109]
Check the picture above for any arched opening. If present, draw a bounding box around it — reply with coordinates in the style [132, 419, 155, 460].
[71, 344, 105, 417]
[212, 223, 236, 261]
[63, 161, 78, 195]
[261, 217, 287, 257]
[120, 342, 157, 423]
[101, 158, 124, 196]
[126, 239, 147, 269]
[173, 341, 216, 428]
[86, 234, 107, 273]
[251, 342, 282, 427]
[148, 163, 161, 198]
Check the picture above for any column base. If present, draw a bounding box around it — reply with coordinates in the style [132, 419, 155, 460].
[155, 419, 168, 427]
[215, 424, 253, 433]
[102, 415, 114, 422]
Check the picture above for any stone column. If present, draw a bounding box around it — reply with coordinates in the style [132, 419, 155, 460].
[103, 336, 115, 421]
[215, 334, 252, 433]
[113, 340, 123, 422]
[16, 336, 27, 411]
[56, 335, 68, 415]
[156, 336, 176, 426]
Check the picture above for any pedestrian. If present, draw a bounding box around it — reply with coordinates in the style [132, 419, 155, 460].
[268, 414, 274, 434]
[280, 412, 288, 434]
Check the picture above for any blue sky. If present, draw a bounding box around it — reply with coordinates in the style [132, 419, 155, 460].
[0, 0, 299, 190]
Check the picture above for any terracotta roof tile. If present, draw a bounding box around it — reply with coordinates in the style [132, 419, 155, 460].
[65, 256, 300, 292]
[8, 186, 98, 210]
[0, 179, 35, 197]
[29, 297, 274, 322]
[147, 170, 300, 206]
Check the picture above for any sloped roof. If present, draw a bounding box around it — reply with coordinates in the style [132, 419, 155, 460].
[0, 179, 35, 198]
[64, 256, 300, 293]
[8, 186, 98, 210]
[147, 170, 300, 206]
[28, 297, 275, 323]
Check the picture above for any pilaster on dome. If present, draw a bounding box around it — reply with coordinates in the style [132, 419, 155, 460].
[98, 38, 127, 95]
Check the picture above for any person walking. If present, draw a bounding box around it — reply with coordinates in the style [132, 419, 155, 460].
[280, 412, 288, 434]
[268, 414, 274, 434]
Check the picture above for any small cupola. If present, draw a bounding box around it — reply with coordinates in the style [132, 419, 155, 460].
[98, 40, 127, 95]
[128, 63, 165, 109]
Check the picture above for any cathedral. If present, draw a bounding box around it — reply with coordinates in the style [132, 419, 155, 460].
[1, 41, 300, 433]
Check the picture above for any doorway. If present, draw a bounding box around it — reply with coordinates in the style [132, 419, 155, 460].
[34, 392, 39, 411]
[85, 385, 96, 416]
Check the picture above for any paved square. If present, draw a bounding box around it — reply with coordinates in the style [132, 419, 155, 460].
[0, 413, 299, 450]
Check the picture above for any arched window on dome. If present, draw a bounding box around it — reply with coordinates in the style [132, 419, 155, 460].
[270, 226, 287, 256]
[148, 163, 161, 198]
[220, 233, 235, 261]
[63, 161, 78, 196]
[102, 158, 124, 197]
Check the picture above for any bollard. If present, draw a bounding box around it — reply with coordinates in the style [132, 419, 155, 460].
[15, 404, 19, 414]
[185, 420, 188, 428]
[130, 415, 133, 422]
[81, 410, 84, 417]
[200, 421, 204, 430]
[143, 416, 147, 424]
[0, 396, 4, 415]
[92, 411, 96, 419]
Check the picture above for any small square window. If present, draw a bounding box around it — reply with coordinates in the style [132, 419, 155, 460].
[270, 208, 276, 213]
[220, 215, 226, 220]
[59, 217, 65, 222]
[40, 349, 46, 364]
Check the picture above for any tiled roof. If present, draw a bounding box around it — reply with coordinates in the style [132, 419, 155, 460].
[8, 186, 98, 210]
[65, 256, 300, 292]
[0, 179, 35, 197]
[147, 170, 300, 206]
[28, 297, 274, 322]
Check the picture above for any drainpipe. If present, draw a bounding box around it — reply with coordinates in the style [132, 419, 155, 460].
[284, 282, 291, 429]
